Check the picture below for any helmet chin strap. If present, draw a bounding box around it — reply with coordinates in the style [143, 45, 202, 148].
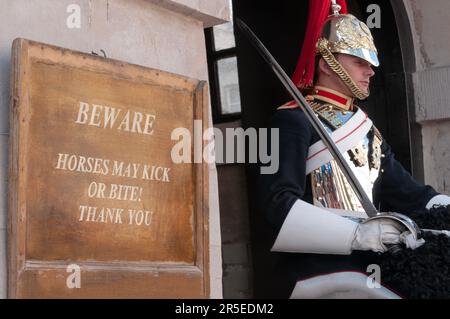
[317, 39, 370, 100]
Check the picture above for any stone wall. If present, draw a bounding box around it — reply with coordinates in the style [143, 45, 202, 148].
[395, 0, 450, 192]
[214, 120, 253, 298]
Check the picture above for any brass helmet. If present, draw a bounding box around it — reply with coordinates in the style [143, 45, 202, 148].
[318, 14, 379, 67]
[292, 0, 379, 99]
[316, 2, 379, 99]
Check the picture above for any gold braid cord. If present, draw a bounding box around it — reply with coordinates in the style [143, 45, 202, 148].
[317, 39, 369, 100]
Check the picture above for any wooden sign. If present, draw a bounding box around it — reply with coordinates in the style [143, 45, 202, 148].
[8, 38, 210, 298]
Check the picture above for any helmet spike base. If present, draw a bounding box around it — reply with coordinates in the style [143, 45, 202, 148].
[331, 0, 342, 16]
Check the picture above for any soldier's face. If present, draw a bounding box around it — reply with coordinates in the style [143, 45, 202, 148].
[336, 54, 375, 94]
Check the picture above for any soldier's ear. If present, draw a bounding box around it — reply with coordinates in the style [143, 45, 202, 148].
[318, 57, 333, 76]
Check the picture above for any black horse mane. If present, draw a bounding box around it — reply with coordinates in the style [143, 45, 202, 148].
[378, 205, 450, 299]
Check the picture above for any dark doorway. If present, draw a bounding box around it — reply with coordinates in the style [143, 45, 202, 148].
[233, 0, 411, 297]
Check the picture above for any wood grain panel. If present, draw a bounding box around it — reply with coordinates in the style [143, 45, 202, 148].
[8, 38, 210, 298]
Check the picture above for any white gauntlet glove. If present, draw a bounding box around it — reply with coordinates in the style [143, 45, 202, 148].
[351, 218, 425, 253]
[271, 200, 425, 255]
[351, 219, 403, 253]
[426, 194, 450, 209]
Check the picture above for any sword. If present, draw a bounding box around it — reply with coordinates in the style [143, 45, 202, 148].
[235, 18, 379, 217]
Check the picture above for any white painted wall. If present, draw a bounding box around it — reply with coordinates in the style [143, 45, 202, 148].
[0, 0, 228, 298]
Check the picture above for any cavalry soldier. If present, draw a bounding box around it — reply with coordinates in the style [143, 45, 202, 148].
[258, 0, 450, 298]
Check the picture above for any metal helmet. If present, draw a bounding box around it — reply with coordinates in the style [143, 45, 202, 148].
[318, 13, 379, 67]
[314, 1, 379, 100]
[292, 0, 378, 100]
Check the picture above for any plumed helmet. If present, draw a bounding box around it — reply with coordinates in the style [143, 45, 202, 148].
[292, 0, 379, 100]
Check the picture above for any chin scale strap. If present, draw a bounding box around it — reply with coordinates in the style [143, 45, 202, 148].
[317, 38, 369, 100]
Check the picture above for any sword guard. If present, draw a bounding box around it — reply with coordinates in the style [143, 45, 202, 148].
[362, 212, 423, 254]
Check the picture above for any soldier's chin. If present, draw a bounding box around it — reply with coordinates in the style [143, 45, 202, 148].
[357, 84, 370, 95]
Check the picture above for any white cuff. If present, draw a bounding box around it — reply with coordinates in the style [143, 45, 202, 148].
[425, 194, 450, 209]
[271, 200, 358, 255]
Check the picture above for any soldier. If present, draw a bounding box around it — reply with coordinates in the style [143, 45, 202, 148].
[258, 0, 450, 298]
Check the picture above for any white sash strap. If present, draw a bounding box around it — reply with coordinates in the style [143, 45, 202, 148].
[305, 108, 372, 174]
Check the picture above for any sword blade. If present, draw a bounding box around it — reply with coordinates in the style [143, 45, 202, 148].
[236, 18, 379, 217]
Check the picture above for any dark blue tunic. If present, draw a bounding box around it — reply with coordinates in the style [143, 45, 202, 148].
[257, 107, 439, 297]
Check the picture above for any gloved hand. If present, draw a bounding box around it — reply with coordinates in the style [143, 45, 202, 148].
[351, 218, 405, 253]
[351, 218, 426, 253]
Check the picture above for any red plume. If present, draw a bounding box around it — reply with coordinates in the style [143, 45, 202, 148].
[292, 0, 348, 89]
[338, 0, 348, 13]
